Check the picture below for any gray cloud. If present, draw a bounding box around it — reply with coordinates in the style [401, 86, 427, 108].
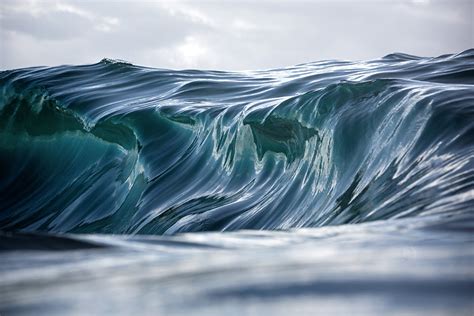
[0, 0, 472, 70]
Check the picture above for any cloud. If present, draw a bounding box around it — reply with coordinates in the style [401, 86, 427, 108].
[0, 0, 472, 70]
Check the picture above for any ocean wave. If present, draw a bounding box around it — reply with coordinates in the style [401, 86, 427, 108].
[1, 50, 473, 235]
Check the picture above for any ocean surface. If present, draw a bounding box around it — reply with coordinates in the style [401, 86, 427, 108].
[1, 50, 473, 315]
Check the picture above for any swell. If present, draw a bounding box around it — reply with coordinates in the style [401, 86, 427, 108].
[1, 50, 473, 235]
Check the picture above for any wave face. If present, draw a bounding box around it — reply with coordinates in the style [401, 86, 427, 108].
[1, 50, 474, 235]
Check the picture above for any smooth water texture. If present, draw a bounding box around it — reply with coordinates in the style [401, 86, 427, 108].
[0, 50, 473, 315]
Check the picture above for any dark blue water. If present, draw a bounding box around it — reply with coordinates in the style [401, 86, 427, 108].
[1, 50, 473, 315]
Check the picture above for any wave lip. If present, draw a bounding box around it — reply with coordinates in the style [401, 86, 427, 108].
[1, 50, 473, 235]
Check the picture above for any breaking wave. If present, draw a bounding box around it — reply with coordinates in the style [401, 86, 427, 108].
[1, 50, 473, 235]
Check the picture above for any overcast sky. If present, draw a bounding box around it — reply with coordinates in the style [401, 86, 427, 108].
[0, 0, 472, 70]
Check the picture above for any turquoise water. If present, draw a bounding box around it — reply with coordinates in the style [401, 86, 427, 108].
[1, 50, 473, 315]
